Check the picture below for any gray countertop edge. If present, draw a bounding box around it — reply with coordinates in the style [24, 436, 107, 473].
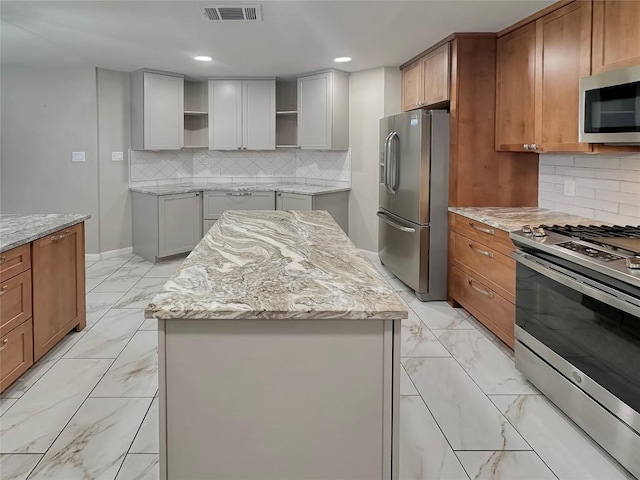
[129, 183, 351, 196]
[1, 214, 91, 253]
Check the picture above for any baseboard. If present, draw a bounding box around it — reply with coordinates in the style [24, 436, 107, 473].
[85, 246, 133, 262]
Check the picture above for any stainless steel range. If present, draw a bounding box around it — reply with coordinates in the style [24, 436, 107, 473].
[510, 224, 640, 478]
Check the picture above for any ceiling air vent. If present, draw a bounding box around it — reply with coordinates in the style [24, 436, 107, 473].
[202, 5, 262, 21]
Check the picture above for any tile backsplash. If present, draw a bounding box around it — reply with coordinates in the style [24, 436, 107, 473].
[539, 154, 640, 225]
[129, 149, 351, 187]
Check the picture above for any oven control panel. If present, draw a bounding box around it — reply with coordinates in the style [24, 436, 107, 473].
[556, 241, 625, 262]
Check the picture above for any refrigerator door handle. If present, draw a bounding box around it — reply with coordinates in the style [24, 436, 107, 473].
[383, 132, 394, 193]
[390, 132, 400, 193]
[376, 211, 416, 233]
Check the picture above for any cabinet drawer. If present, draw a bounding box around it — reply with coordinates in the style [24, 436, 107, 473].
[451, 266, 514, 348]
[0, 319, 34, 393]
[0, 245, 31, 282]
[451, 231, 515, 300]
[450, 213, 514, 256]
[203, 192, 275, 218]
[0, 270, 33, 337]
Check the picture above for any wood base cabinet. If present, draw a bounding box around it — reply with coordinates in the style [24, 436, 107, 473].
[0, 319, 33, 392]
[32, 223, 86, 361]
[449, 213, 516, 348]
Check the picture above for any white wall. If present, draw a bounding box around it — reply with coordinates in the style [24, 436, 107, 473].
[539, 154, 640, 225]
[97, 68, 133, 253]
[1, 64, 101, 253]
[348, 67, 401, 251]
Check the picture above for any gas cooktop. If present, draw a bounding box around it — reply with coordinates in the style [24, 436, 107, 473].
[510, 223, 640, 288]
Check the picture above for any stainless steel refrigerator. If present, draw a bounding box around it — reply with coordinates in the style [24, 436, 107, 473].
[377, 110, 449, 301]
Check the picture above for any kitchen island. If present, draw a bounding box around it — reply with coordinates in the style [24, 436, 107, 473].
[146, 210, 407, 480]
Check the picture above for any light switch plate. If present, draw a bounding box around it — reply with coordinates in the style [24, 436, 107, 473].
[72, 151, 86, 162]
[112, 151, 124, 161]
[564, 179, 575, 196]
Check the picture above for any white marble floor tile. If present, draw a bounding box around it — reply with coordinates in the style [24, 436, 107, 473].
[91, 331, 158, 398]
[400, 293, 475, 330]
[28, 397, 151, 480]
[491, 395, 634, 480]
[86, 278, 104, 293]
[64, 309, 145, 359]
[86, 292, 127, 328]
[463, 314, 515, 360]
[143, 258, 185, 278]
[401, 310, 451, 357]
[0, 360, 56, 399]
[138, 318, 158, 331]
[400, 366, 420, 396]
[0, 359, 113, 453]
[39, 330, 88, 363]
[434, 330, 536, 395]
[86, 259, 129, 279]
[0, 453, 43, 480]
[403, 358, 529, 451]
[385, 275, 412, 292]
[130, 398, 159, 454]
[124, 255, 155, 268]
[456, 451, 557, 480]
[0, 398, 18, 416]
[92, 268, 148, 293]
[399, 396, 469, 480]
[115, 454, 159, 480]
[114, 278, 168, 309]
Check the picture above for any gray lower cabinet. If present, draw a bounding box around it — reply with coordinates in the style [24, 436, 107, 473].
[132, 192, 202, 262]
[276, 191, 349, 234]
[202, 191, 275, 233]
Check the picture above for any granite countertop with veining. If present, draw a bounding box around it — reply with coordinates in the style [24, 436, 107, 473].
[146, 210, 407, 321]
[448, 207, 605, 232]
[130, 182, 351, 196]
[0, 214, 91, 253]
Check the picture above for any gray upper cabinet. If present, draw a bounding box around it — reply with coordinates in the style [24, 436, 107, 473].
[297, 70, 349, 150]
[131, 70, 184, 150]
[208, 79, 276, 150]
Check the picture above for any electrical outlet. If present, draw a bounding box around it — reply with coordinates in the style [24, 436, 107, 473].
[72, 151, 85, 163]
[564, 179, 575, 196]
[111, 151, 124, 162]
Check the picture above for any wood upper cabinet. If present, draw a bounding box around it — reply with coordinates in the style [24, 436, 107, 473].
[32, 223, 86, 361]
[496, 1, 592, 153]
[401, 43, 450, 111]
[496, 22, 537, 152]
[592, 0, 640, 74]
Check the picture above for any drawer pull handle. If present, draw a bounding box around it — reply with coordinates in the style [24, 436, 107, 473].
[0, 285, 7, 296]
[0, 338, 8, 352]
[0, 256, 5, 264]
[468, 244, 494, 258]
[468, 279, 494, 298]
[226, 192, 253, 197]
[469, 222, 495, 235]
[51, 230, 70, 242]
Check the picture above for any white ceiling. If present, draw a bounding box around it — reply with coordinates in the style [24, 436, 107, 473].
[1, 0, 553, 79]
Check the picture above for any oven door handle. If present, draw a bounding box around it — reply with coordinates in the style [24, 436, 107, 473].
[512, 251, 640, 318]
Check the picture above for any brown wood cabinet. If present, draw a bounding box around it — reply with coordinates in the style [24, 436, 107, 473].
[32, 223, 86, 361]
[401, 43, 450, 111]
[449, 213, 516, 348]
[592, 0, 640, 74]
[0, 319, 33, 392]
[496, 1, 592, 153]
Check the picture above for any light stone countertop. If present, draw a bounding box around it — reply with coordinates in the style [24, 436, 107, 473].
[0, 214, 91, 253]
[130, 182, 351, 196]
[448, 207, 604, 232]
[146, 210, 407, 321]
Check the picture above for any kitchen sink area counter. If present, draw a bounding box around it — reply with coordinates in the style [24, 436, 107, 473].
[0, 213, 90, 252]
[149, 210, 406, 480]
[448, 207, 600, 233]
[129, 182, 351, 196]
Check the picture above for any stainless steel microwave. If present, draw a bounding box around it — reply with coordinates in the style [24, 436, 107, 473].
[579, 65, 640, 144]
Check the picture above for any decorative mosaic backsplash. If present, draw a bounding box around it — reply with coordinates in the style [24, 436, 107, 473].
[129, 149, 351, 187]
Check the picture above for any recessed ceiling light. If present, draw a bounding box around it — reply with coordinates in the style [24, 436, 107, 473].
[334, 57, 352, 63]
[194, 56, 212, 62]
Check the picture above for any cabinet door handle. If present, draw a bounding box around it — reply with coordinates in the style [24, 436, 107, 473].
[468, 279, 494, 298]
[0, 338, 8, 352]
[0, 284, 8, 296]
[468, 244, 494, 258]
[530, 144, 539, 151]
[226, 192, 252, 197]
[0, 256, 5, 264]
[523, 144, 530, 150]
[51, 230, 70, 242]
[469, 222, 495, 235]
[277, 192, 282, 196]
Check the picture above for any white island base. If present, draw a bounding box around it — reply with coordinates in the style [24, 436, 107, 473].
[158, 317, 400, 480]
